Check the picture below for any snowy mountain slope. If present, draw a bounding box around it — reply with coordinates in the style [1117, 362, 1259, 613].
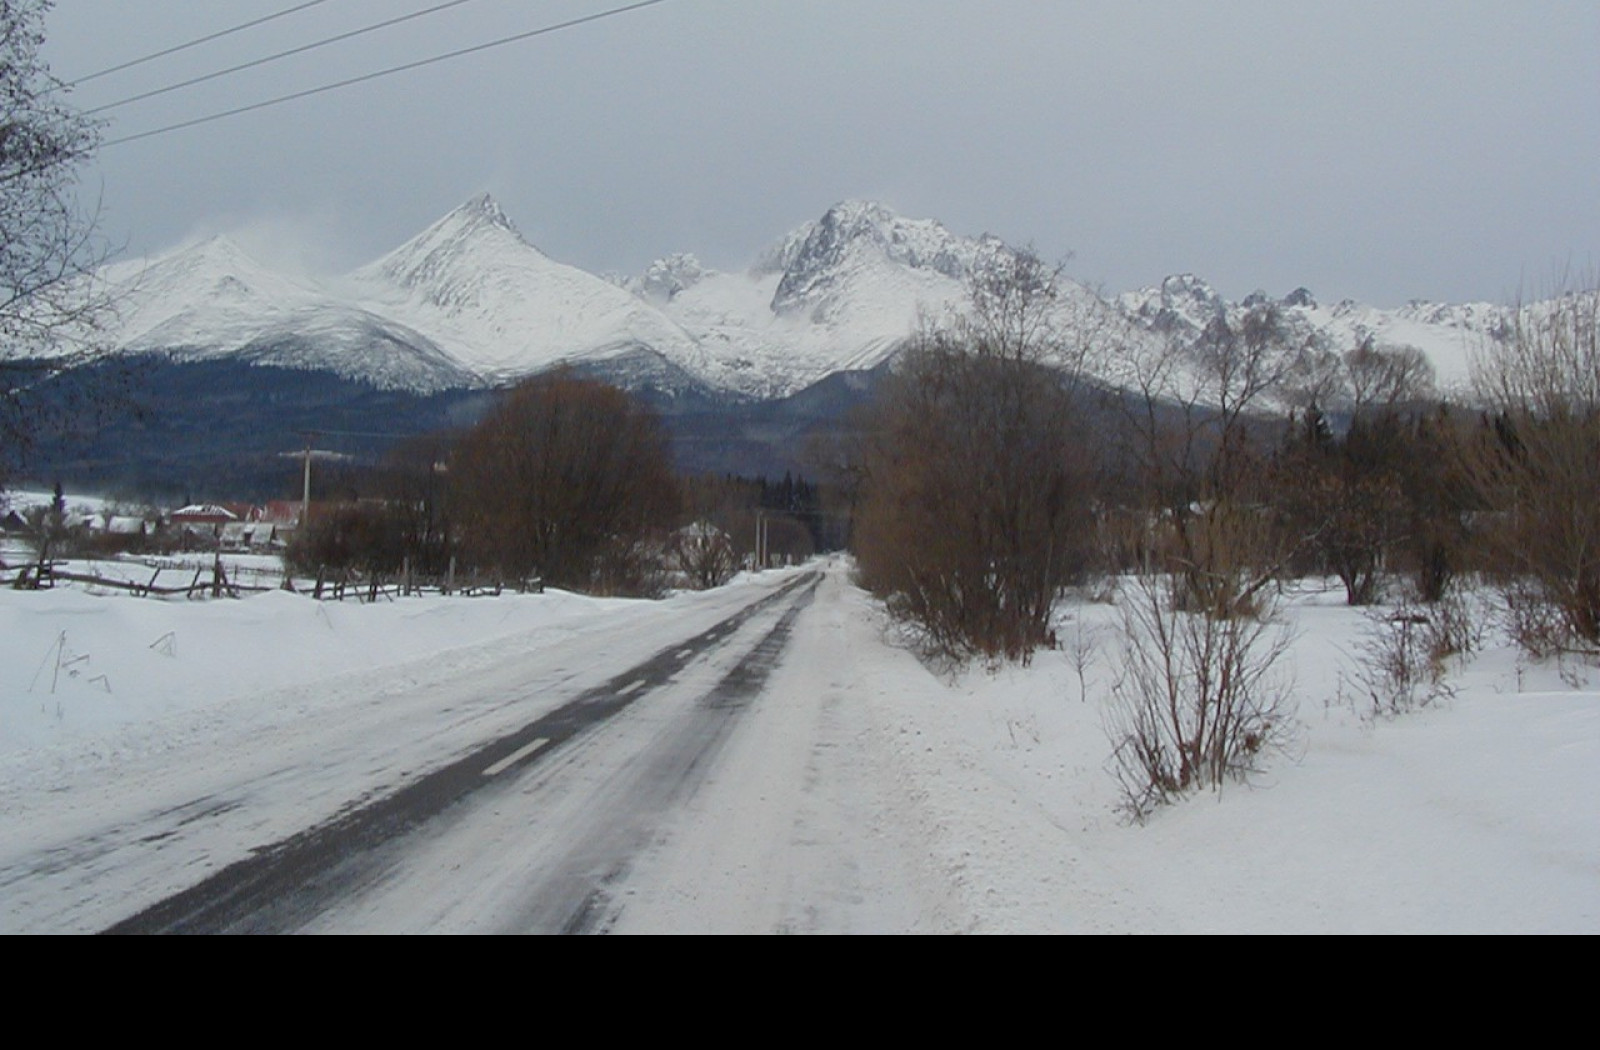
[93, 235, 478, 393]
[638, 201, 1119, 398]
[769, 200, 996, 321]
[1301, 298, 1505, 391]
[646, 266, 909, 399]
[99, 235, 327, 349]
[612, 202, 978, 397]
[346, 195, 715, 387]
[78, 195, 1523, 404]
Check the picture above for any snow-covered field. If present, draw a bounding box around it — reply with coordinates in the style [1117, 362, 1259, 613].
[0, 558, 1593, 933]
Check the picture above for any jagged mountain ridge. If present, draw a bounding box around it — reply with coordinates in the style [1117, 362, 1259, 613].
[1115, 273, 1499, 392]
[89, 195, 1501, 401]
[626, 200, 1126, 398]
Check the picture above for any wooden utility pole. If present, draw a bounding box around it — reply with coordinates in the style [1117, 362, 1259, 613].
[301, 432, 315, 527]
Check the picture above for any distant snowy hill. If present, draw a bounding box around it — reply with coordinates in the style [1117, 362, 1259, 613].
[97, 235, 475, 394]
[86, 195, 1513, 402]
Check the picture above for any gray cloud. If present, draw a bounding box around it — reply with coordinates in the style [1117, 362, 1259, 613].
[43, 0, 1600, 305]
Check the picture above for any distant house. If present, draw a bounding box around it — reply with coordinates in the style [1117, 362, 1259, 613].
[169, 504, 238, 528]
[219, 521, 253, 551]
[0, 511, 35, 564]
[169, 504, 237, 548]
[250, 524, 281, 551]
[101, 516, 150, 540]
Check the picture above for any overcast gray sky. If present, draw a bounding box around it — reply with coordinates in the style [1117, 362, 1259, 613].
[40, 0, 1600, 306]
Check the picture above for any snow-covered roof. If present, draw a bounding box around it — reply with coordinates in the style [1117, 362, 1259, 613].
[171, 504, 238, 521]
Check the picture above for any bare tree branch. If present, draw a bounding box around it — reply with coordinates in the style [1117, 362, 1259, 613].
[0, 0, 115, 482]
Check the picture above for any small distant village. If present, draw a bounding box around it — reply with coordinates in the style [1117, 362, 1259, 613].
[0, 480, 801, 602]
[0, 495, 306, 559]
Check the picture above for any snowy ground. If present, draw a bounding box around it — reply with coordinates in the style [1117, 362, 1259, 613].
[0, 556, 1594, 933]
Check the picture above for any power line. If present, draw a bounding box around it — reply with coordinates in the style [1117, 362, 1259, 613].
[68, 0, 340, 88]
[87, 0, 487, 117]
[103, 0, 673, 149]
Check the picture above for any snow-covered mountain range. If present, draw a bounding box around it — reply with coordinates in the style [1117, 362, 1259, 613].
[88, 194, 1504, 401]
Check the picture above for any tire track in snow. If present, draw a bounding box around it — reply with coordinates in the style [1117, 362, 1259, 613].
[101, 573, 819, 934]
[540, 575, 822, 934]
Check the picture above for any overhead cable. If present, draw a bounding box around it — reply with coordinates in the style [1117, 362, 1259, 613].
[87, 0, 486, 116]
[104, 0, 672, 148]
[68, 0, 339, 87]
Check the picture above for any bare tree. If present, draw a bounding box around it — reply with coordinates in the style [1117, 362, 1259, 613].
[854, 248, 1098, 663]
[1113, 303, 1314, 618]
[1, 0, 113, 481]
[1345, 337, 1436, 416]
[450, 372, 679, 595]
[1096, 304, 1313, 817]
[1474, 283, 1600, 417]
[1273, 406, 1413, 606]
[374, 432, 458, 578]
[1467, 281, 1600, 650]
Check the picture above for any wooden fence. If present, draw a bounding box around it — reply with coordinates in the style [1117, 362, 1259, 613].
[2, 554, 541, 604]
[3, 557, 270, 599]
[294, 559, 543, 603]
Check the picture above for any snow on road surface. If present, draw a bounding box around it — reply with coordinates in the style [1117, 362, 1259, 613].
[1, 560, 1595, 933]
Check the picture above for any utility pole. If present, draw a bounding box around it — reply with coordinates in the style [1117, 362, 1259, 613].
[301, 431, 315, 528]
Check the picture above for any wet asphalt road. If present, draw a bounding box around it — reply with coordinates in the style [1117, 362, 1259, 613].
[104, 572, 821, 935]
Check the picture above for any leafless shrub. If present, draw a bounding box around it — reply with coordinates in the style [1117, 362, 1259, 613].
[1500, 577, 1574, 660]
[853, 342, 1095, 664]
[1347, 596, 1459, 719]
[1424, 583, 1488, 663]
[286, 502, 408, 578]
[1163, 496, 1296, 620]
[670, 522, 738, 590]
[589, 533, 672, 599]
[1105, 571, 1298, 822]
[1065, 613, 1101, 705]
